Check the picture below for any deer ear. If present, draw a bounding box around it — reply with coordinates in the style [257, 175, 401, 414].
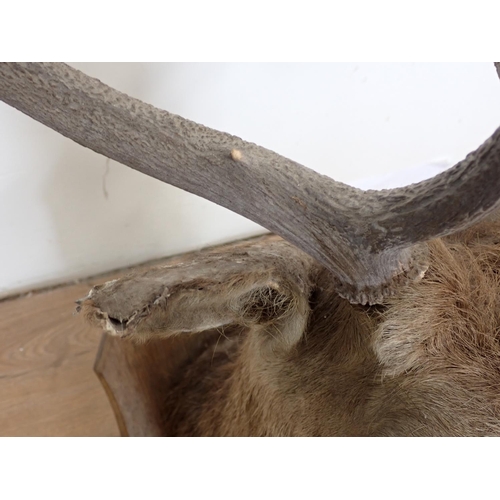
[77, 237, 316, 346]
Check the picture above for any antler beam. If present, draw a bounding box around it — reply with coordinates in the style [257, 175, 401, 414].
[1, 62, 500, 304]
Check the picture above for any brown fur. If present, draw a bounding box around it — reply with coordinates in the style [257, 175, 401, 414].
[82, 220, 500, 436]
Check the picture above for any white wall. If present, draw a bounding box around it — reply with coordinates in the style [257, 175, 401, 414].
[1, 63, 500, 298]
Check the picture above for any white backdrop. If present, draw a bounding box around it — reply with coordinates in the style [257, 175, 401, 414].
[1, 63, 499, 298]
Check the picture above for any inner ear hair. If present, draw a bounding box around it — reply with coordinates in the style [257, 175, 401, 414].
[78, 236, 317, 346]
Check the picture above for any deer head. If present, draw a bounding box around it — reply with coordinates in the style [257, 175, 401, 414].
[2, 62, 500, 436]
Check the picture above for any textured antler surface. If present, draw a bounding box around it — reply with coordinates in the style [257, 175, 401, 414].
[2, 63, 500, 303]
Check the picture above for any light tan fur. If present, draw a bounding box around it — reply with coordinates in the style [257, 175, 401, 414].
[81, 219, 500, 436]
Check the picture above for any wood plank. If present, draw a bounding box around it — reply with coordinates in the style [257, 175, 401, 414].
[0, 235, 268, 436]
[0, 280, 120, 436]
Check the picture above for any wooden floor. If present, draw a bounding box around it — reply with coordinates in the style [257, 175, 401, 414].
[0, 277, 123, 436]
[0, 237, 266, 436]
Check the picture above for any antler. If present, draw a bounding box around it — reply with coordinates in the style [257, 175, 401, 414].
[1, 62, 500, 304]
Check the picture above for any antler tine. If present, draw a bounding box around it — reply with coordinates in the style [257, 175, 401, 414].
[1, 62, 500, 305]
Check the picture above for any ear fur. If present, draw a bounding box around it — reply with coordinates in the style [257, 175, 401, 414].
[78, 236, 316, 348]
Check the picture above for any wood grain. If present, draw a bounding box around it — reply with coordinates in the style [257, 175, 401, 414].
[0, 236, 266, 436]
[0, 280, 120, 436]
[95, 332, 222, 437]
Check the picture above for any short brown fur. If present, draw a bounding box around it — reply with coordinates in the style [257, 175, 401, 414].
[82, 218, 500, 436]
